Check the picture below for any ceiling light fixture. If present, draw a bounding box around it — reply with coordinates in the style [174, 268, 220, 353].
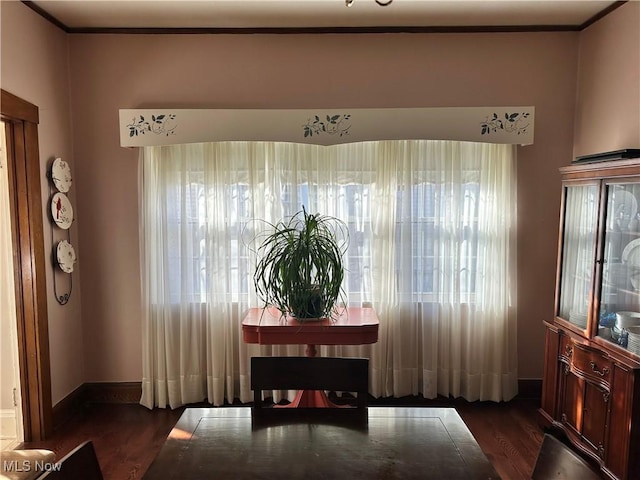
[345, 0, 393, 7]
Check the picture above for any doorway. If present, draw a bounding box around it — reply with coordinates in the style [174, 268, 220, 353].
[1, 89, 53, 442]
[0, 122, 24, 449]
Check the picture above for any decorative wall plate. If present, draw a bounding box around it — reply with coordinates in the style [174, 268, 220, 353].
[51, 192, 73, 229]
[51, 157, 72, 193]
[56, 240, 76, 273]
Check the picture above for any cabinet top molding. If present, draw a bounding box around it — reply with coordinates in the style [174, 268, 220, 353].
[561, 157, 640, 179]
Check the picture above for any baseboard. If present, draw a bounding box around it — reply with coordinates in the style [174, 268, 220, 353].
[52, 384, 87, 431]
[0, 408, 16, 419]
[84, 382, 142, 404]
[517, 379, 542, 400]
[0, 408, 17, 439]
[80, 381, 541, 402]
[52, 378, 540, 429]
[52, 382, 142, 431]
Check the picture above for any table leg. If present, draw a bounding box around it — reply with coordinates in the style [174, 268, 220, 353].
[306, 344, 317, 357]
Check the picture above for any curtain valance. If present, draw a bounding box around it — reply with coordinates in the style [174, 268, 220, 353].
[119, 107, 534, 148]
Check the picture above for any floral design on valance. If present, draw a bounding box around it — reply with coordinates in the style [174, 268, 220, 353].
[127, 114, 177, 137]
[303, 114, 351, 138]
[480, 112, 530, 136]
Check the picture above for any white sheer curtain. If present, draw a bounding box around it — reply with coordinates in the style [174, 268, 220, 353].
[557, 185, 599, 325]
[139, 140, 518, 409]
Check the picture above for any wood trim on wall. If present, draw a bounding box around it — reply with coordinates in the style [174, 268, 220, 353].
[1, 89, 53, 441]
[83, 382, 143, 404]
[44, 25, 583, 35]
[517, 379, 543, 400]
[579, 1, 627, 30]
[52, 382, 142, 428]
[52, 379, 541, 429]
[21, 0, 626, 35]
[52, 383, 147, 432]
[1, 91, 38, 124]
[51, 384, 86, 431]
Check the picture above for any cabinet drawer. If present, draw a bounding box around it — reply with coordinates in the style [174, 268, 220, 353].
[571, 342, 612, 385]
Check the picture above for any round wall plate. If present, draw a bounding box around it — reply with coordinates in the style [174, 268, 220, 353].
[51, 192, 73, 229]
[51, 157, 72, 193]
[56, 240, 76, 273]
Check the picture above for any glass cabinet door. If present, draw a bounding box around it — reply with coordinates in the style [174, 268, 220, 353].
[598, 183, 640, 353]
[558, 184, 599, 330]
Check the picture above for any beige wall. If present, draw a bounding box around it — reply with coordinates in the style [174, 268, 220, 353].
[574, 1, 640, 158]
[0, 2, 84, 405]
[68, 31, 579, 383]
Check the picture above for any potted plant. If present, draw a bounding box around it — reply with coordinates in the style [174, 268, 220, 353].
[252, 207, 348, 320]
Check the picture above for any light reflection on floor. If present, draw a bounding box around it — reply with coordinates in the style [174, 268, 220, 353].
[168, 428, 193, 441]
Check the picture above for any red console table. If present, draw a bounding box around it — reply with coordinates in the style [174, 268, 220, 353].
[242, 307, 379, 407]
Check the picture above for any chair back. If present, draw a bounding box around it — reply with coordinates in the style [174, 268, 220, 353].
[531, 434, 602, 480]
[251, 356, 369, 411]
[38, 441, 103, 480]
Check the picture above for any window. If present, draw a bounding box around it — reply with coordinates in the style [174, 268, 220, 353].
[397, 181, 480, 302]
[151, 142, 490, 305]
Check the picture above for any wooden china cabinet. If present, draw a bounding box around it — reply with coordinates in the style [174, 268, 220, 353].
[540, 156, 640, 480]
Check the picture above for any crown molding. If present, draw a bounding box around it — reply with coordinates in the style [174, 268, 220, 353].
[21, 0, 627, 35]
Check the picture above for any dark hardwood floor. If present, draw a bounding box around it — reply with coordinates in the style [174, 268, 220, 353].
[21, 397, 543, 480]
[455, 399, 545, 479]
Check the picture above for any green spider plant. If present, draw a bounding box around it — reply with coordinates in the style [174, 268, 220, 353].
[253, 207, 348, 320]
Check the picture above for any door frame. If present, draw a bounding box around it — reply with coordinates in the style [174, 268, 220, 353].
[1, 89, 52, 441]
